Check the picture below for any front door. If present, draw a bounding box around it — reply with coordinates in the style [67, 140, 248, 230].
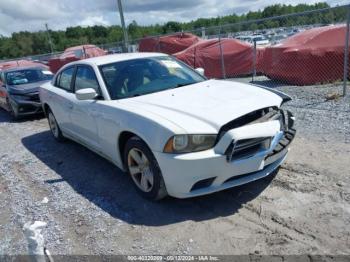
[69, 65, 102, 151]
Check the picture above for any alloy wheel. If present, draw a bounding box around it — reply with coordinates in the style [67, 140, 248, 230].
[127, 148, 154, 192]
[48, 112, 59, 138]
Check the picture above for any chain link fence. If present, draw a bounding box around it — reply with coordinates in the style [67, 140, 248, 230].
[129, 4, 350, 97]
[1, 4, 349, 96]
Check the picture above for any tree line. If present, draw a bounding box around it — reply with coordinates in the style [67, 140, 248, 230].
[0, 2, 347, 60]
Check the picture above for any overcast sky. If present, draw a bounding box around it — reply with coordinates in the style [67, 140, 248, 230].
[0, 0, 347, 36]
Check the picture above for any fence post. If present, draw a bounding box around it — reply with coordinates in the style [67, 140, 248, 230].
[201, 27, 206, 39]
[252, 40, 257, 82]
[83, 46, 86, 59]
[157, 36, 161, 52]
[218, 27, 226, 79]
[343, 6, 350, 97]
[193, 47, 196, 68]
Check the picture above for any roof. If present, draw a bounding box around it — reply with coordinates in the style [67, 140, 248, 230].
[0, 60, 49, 71]
[78, 52, 167, 66]
[65, 44, 99, 52]
[2, 66, 47, 73]
[60, 44, 106, 59]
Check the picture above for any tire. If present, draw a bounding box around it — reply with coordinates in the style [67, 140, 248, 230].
[124, 136, 168, 201]
[6, 98, 19, 120]
[47, 108, 65, 142]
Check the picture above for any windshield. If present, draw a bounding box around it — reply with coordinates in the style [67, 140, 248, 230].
[6, 69, 53, 85]
[99, 56, 206, 100]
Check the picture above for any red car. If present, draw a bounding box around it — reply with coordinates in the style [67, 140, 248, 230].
[0, 66, 53, 119]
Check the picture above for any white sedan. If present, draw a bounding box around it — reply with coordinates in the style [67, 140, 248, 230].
[40, 53, 296, 200]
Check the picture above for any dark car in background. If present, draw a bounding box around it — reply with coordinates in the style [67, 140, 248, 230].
[0, 66, 53, 119]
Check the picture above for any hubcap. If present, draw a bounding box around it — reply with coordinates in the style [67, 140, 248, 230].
[127, 148, 154, 192]
[48, 113, 59, 138]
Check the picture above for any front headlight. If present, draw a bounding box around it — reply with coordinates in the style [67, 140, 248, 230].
[164, 134, 217, 153]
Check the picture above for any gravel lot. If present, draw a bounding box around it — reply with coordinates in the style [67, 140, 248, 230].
[0, 79, 349, 257]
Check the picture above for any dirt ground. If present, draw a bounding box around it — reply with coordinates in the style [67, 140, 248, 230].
[0, 81, 349, 257]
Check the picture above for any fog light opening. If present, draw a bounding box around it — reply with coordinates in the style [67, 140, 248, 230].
[190, 177, 216, 192]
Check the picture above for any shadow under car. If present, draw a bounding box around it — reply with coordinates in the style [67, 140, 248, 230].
[21, 130, 276, 226]
[0, 107, 44, 123]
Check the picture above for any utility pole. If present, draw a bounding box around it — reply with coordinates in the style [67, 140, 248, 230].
[117, 0, 129, 53]
[343, 6, 350, 97]
[45, 23, 54, 53]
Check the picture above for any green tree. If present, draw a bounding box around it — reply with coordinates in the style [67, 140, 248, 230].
[0, 2, 344, 60]
[162, 21, 182, 34]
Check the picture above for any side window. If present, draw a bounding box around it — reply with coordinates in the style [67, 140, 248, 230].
[0, 72, 4, 86]
[58, 67, 74, 91]
[74, 66, 100, 95]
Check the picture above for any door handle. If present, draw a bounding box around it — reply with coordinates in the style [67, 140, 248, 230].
[68, 103, 74, 110]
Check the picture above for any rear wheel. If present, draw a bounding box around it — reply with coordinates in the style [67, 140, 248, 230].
[47, 109, 65, 142]
[124, 136, 168, 201]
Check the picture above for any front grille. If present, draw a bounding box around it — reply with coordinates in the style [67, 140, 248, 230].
[26, 92, 40, 102]
[224, 109, 296, 162]
[225, 137, 271, 162]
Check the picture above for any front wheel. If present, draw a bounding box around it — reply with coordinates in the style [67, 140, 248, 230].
[6, 98, 19, 120]
[124, 137, 168, 201]
[47, 109, 65, 142]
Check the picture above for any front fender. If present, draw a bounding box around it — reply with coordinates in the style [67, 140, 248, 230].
[96, 102, 185, 168]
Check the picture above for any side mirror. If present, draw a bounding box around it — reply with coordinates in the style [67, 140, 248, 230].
[75, 88, 97, 101]
[195, 68, 205, 76]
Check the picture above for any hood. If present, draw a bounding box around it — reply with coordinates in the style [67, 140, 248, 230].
[119, 80, 283, 134]
[7, 80, 50, 95]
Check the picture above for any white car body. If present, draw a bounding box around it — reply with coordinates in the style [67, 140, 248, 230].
[40, 53, 295, 199]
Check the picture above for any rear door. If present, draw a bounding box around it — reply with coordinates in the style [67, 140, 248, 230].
[49, 66, 77, 134]
[69, 65, 103, 151]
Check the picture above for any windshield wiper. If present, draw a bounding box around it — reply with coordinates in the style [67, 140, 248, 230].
[129, 83, 197, 98]
[172, 82, 196, 89]
[131, 91, 158, 97]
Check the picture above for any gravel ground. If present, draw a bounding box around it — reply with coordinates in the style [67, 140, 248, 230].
[0, 79, 349, 257]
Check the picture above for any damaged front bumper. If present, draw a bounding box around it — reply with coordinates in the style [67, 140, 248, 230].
[154, 110, 296, 198]
[9, 93, 43, 116]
